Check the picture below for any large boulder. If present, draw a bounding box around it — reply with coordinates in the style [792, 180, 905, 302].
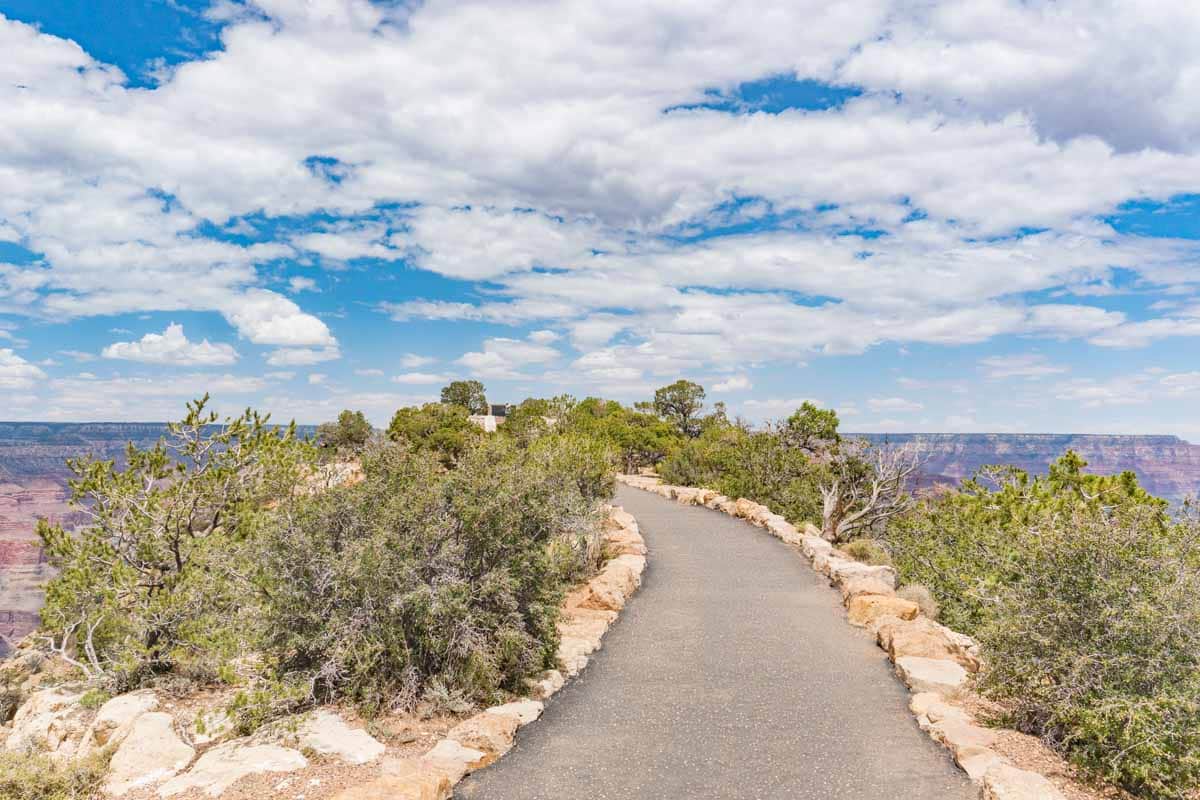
[4, 687, 87, 755]
[158, 740, 307, 797]
[79, 689, 159, 755]
[296, 710, 385, 765]
[847, 595, 919, 627]
[981, 764, 1066, 799]
[104, 712, 195, 797]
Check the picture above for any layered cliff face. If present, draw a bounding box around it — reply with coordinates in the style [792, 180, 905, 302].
[856, 433, 1200, 504]
[0, 423, 166, 655]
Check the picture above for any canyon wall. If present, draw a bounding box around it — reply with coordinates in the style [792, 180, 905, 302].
[856, 433, 1200, 503]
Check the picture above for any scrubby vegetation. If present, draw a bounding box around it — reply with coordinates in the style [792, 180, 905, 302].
[0, 750, 108, 800]
[880, 453, 1200, 798]
[35, 391, 612, 725]
[22, 376, 1200, 798]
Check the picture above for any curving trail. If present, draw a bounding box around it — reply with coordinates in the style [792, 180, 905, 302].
[455, 486, 976, 800]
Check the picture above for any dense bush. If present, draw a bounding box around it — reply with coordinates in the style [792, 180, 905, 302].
[386, 402, 483, 467]
[978, 505, 1200, 799]
[881, 453, 1166, 634]
[881, 453, 1200, 797]
[659, 422, 825, 526]
[315, 409, 373, 456]
[252, 433, 611, 714]
[37, 397, 310, 691]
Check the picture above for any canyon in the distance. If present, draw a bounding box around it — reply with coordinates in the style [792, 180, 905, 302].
[3, 423, 1200, 655]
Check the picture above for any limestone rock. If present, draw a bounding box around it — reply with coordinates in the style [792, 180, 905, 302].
[446, 711, 518, 763]
[79, 689, 158, 754]
[604, 526, 647, 556]
[847, 595, 919, 627]
[573, 555, 644, 612]
[336, 771, 451, 800]
[981, 764, 1066, 800]
[703, 494, 730, 510]
[191, 709, 235, 747]
[486, 700, 543, 726]
[895, 656, 968, 696]
[104, 712, 195, 797]
[827, 559, 898, 590]
[5, 687, 86, 755]
[422, 738, 488, 783]
[873, 616, 981, 672]
[801, 535, 833, 559]
[158, 740, 307, 797]
[296, 709, 385, 765]
[839, 576, 897, 603]
[527, 670, 564, 700]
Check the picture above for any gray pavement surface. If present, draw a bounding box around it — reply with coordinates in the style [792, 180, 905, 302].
[455, 486, 977, 799]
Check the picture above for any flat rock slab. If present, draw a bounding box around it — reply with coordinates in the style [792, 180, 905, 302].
[895, 657, 968, 696]
[982, 764, 1067, 799]
[297, 709, 386, 765]
[158, 741, 307, 797]
[105, 712, 194, 797]
[455, 487, 975, 800]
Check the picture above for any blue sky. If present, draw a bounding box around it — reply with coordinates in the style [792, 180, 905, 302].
[3, 1, 1200, 435]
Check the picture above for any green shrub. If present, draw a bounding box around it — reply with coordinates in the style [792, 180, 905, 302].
[37, 396, 311, 691]
[386, 402, 482, 467]
[253, 433, 611, 714]
[978, 505, 1200, 799]
[0, 750, 108, 800]
[315, 409, 373, 457]
[842, 539, 891, 566]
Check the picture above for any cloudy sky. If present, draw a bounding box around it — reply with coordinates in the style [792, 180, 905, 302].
[2, 0, 1200, 434]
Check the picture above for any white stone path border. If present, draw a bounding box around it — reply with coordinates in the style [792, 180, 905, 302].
[616, 474, 1067, 800]
[329, 503, 649, 800]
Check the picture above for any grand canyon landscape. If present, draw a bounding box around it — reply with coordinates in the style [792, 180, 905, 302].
[5, 423, 1199, 656]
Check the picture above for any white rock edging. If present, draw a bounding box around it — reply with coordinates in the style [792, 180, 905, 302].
[616, 473, 1066, 800]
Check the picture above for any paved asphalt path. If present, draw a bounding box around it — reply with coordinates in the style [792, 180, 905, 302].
[455, 486, 976, 800]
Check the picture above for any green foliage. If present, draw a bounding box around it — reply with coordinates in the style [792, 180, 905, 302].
[77, 689, 111, 710]
[386, 403, 482, 467]
[565, 398, 679, 473]
[439, 380, 489, 415]
[653, 380, 706, 438]
[252, 433, 612, 714]
[38, 396, 312, 690]
[315, 409, 372, 456]
[0, 750, 108, 800]
[782, 402, 840, 452]
[882, 451, 1167, 634]
[977, 505, 1200, 799]
[841, 538, 891, 566]
[501, 395, 575, 444]
[883, 452, 1198, 797]
[659, 421, 824, 525]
